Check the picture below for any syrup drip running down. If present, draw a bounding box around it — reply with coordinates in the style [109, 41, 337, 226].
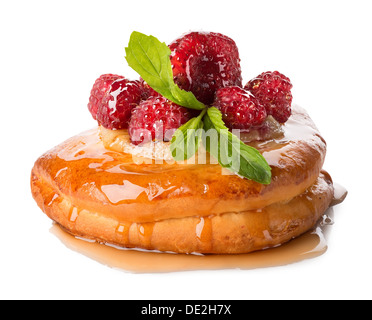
[196, 217, 213, 252]
[115, 222, 131, 245]
[68, 207, 80, 222]
[137, 223, 155, 247]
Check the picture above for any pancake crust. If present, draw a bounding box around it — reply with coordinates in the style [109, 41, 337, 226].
[30, 105, 333, 254]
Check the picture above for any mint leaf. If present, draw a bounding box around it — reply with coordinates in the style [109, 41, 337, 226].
[170, 109, 206, 161]
[203, 107, 272, 184]
[125, 31, 206, 110]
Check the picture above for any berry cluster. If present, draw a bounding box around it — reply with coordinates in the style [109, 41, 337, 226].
[88, 75, 192, 143]
[214, 70, 293, 130]
[244, 71, 293, 123]
[87, 31, 293, 144]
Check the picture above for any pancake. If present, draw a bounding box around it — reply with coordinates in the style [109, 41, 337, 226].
[30, 105, 334, 254]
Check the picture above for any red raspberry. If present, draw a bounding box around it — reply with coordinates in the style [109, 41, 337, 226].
[88, 74, 145, 129]
[140, 79, 161, 100]
[244, 71, 293, 123]
[88, 74, 123, 120]
[214, 86, 267, 131]
[128, 96, 193, 145]
[169, 31, 242, 105]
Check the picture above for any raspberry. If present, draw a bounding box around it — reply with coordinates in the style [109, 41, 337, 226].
[88, 74, 145, 129]
[128, 96, 193, 145]
[88, 74, 123, 120]
[244, 71, 293, 123]
[140, 79, 161, 100]
[169, 31, 242, 105]
[214, 86, 267, 131]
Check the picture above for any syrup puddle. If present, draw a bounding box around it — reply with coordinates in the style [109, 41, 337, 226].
[50, 183, 346, 274]
[50, 206, 337, 273]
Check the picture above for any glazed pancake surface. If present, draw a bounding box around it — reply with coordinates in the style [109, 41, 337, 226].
[31, 105, 333, 254]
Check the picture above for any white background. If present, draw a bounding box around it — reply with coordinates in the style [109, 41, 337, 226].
[1, 0, 371, 300]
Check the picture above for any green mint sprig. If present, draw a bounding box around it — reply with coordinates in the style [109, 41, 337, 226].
[125, 31, 272, 184]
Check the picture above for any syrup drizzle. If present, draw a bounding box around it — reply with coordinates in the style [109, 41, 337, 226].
[196, 217, 213, 252]
[115, 222, 131, 245]
[137, 222, 155, 247]
[68, 207, 80, 222]
[331, 183, 348, 206]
